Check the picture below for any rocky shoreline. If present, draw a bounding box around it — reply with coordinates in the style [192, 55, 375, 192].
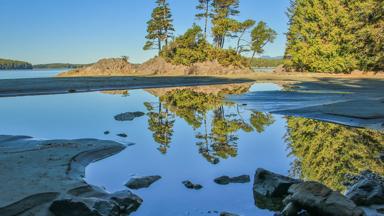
[0, 135, 142, 216]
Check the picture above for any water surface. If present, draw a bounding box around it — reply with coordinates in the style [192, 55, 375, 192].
[0, 82, 382, 215]
[0, 69, 66, 79]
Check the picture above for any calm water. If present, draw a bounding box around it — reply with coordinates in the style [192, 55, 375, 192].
[0, 80, 382, 215]
[0, 69, 67, 79]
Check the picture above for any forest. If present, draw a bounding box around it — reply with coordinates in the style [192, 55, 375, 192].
[0, 58, 33, 70]
[285, 0, 384, 73]
[143, 0, 277, 68]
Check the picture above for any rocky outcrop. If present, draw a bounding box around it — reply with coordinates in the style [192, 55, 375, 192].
[253, 168, 301, 211]
[283, 182, 364, 216]
[125, 176, 162, 190]
[58, 57, 252, 77]
[220, 212, 240, 216]
[214, 175, 251, 185]
[345, 170, 384, 206]
[49, 190, 142, 216]
[114, 112, 145, 121]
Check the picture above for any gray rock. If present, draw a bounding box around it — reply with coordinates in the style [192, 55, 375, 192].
[125, 175, 161, 189]
[107, 190, 143, 214]
[182, 180, 203, 190]
[214, 175, 250, 185]
[220, 212, 239, 216]
[49, 199, 102, 216]
[345, 170, 384, 206]
[285, 181, 364, 216]
[114, 112, 145, 121]
[253, 168, 301, 211]
[281, 202, 300, 216]
[103, 131, 110, 135]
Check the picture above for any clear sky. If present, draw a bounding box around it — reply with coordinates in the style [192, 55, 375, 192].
[0, 0, 290, 64]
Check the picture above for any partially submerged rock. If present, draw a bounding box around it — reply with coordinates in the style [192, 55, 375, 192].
[114, 112, 145, 121]
[125, 175, 162, 190]
[117, 133, 128, 138]
[220, 211, 240, 216]
[284, 181, 364, 216]
[345, 170, 384, 206]
[49, 190, 142, 216]
[214, 175, 250, 185]
[253, 168, 301, 210]
[182, 180, 203, 190]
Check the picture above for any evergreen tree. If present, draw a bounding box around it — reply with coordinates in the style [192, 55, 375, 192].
[345, 0, 384, 71]
[196, 0, 213, 38]
[144, 0, 175, 54]
[285, 0, 357, 73]
[250, 21, 276, 63]
[211, 0, 240, 48]
[234, 19, 256, 54]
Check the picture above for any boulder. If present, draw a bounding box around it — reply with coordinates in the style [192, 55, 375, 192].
[50, 190, 142, 216]
[114, 112, 145, 122]
[284, 181, 364, 216]
[117, 133, 128, 138]
[345, 170, 384, 206]
[107, 190, 143, 214]
[253, 169, 301, 211]
[125, 175, 161, 189]
[214, 175, 250, 185]
[182, 180, 203, 190]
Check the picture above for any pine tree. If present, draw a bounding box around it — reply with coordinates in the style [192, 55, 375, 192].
[250, 21, 276, 63]
[196, 0, 212, 38]
[234, 19, 256, 54]
[211, 0, 240, 48]
[285, 0, 357, 73]
[144, 0, 175, 54]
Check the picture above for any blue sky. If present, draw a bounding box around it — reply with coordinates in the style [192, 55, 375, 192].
[0, 0, 290, 64]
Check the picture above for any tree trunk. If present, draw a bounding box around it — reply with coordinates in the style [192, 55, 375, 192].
[250, 51, 256, 65]
[158, 39, 162, 55]
[204, 1, 209, 38]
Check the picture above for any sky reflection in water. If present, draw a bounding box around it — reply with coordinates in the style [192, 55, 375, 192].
[0, 83, 293, 215]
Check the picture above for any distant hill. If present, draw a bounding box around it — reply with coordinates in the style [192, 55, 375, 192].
[33, 63, 91, 69]
[0, 58, 33, 70]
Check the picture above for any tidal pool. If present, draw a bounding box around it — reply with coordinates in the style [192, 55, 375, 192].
[0, 82, 382, 215]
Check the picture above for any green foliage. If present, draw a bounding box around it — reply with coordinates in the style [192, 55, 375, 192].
[211, 0, 240, 48]
[0, 58, 32, 70]
[33, 63, 89, 69]
[160, 25, 249, 67]
[287, 117, 384, 191]
[196, 0, 213, 37]
[250, 58, 285, 67]
[250, 22, 277, 61]
[144, 0, 175, 53]
[285, 0, 383, 73]
[250, 112, 275, 133]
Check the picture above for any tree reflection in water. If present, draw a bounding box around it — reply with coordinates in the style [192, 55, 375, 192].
[286, 117, 384, 191]
[144, 86, 276, 164]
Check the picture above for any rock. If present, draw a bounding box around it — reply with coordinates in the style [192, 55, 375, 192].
[284, 181, 364, 216]
[49, 199, 103, 216]
[281, 202, 300, 216]
[50, 190, 143, 216]
[182, 180, 203, 190]
[114, 112, 145, 121]
[214, 175, 250, 185]
[220, 212, 239, 216]
[103, 131, 110, 135]
[345, 170, 384, 206]
[117, 133, 128, 138]
[107, 190, 143, 214]
[125, 175, 161, 189]
[253, 168, 301, 210]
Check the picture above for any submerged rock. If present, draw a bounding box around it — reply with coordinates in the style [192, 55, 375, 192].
[214, 175, 250, 185]
[117, 133, 128, 138]
[125, 175, 161, 189]
[345, 170, 384, 206]
[182, 180, 203, 190]
[284, 181, 364, 216]
[114, 112, 145, 121]
[253, 168, 301, 210]
[220, 211, 239, 216]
